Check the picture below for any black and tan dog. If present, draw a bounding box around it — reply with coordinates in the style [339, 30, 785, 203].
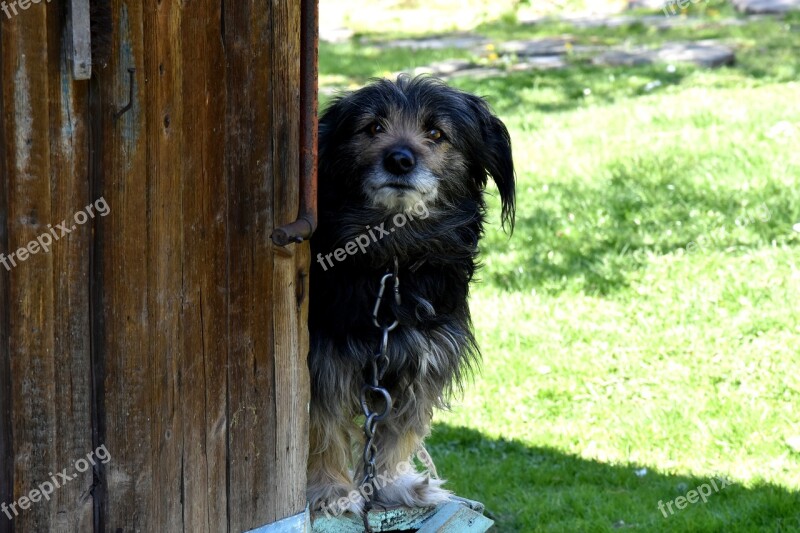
[308, 76, 515, 514]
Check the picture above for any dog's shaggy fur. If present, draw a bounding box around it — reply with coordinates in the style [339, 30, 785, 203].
[308, 76, 515, 514]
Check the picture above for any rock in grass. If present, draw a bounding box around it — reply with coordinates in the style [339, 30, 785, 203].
[733, 0, 800, 14]
[653, 41, 735, 67]
[593, 50, 655, 67]
[593, 41, 735, 68]
[628, 0, 672, 9]
[498, 38, 575, 56]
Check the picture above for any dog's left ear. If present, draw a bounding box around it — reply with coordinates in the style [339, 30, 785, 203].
[466, 95, 516, 233]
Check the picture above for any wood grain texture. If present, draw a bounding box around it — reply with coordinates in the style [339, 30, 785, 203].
[177, 1, 229, 531]
[3, 6, 57, 530]
[271, 0, 310, 521]
[1, 1, 310, 530]
[67, 0, 92, 79]
[0, 13, 13, 533]
[223, 0, 279, 528]
[143, 0, 184, 531]
[93, 0, 153, 530]
[1, 3, 95, 531]
[44, 4, 95, 531]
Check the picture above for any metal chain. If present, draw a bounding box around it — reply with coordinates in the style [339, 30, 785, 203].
[359, 257, 400, 533]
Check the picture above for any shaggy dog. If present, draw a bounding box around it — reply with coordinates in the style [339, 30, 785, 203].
[308, 75, 515, 516]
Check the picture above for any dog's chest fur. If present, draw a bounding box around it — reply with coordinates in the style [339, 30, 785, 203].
[308, 215, 481, 421]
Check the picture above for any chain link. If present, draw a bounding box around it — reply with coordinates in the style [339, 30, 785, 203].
[360, 257, 400, 532]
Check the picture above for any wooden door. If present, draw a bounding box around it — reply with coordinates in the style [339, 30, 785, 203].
[0, 1, 310, 531]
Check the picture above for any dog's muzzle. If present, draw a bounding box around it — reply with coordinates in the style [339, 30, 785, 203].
[384, 147, 416, 176]
[365, 146, 438, 211]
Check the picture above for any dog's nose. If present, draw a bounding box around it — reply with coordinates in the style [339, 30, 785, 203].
[383, 148, 416, 175]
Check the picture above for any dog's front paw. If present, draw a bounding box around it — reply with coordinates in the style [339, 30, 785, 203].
[308, 482, 365, 518]
[374, 472, 451, 509]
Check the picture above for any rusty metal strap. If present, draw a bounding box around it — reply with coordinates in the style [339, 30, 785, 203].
[271, 0, 319, 246]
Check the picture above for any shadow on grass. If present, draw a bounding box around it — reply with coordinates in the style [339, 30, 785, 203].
[428, 424, 800, 533]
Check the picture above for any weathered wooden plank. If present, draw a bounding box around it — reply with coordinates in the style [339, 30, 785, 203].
[141, 0, 184, 531]
[271, 0, 310, 523]
[0, 17, 14, 533]
[66, 0, 92, 79]
[415, 502, 494, 533]
[178, 0, 229, 531]
[223, 0, 280, 529]
[45, 3, 95, 531]
[1, 4, 96, 532]
[94, 1, 153, 531]
[248, 508, 311, 533]
[1, 4, 58, 531]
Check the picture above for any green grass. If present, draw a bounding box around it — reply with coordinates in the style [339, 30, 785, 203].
[320, 3, 800, 531]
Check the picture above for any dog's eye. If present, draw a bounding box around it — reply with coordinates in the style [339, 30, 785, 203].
[426, 128, 443, 141]
[368, 122, 384, 136]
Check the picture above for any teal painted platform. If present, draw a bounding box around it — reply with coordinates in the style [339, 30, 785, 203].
[310, 496, 493, 533]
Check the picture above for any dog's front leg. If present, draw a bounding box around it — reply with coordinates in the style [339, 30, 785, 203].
[307, 406, 363, 516]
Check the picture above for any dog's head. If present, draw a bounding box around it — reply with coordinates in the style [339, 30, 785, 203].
[318, 76, 515, 232]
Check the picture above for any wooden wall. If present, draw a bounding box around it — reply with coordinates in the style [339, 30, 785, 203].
[0, 1, 310, 531]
